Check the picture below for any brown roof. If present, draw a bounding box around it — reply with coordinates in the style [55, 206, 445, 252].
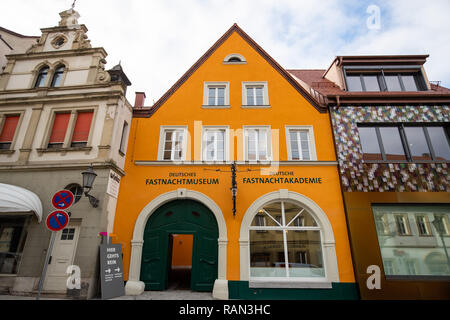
[134, 24, 326, 117]
[288, 68, 450, 106]
[0, 26, 39, 39]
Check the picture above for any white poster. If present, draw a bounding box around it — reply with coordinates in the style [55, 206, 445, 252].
[106, 170, 121, 198]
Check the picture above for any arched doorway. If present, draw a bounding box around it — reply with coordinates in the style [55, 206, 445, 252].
[140, 199, 219, 292]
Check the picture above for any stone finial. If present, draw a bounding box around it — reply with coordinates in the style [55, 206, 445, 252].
[59, 8, 81, 28]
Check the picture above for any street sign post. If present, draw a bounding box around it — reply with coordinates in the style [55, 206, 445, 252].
[99, 243, 125, 299]
[37, 190, 73, 300]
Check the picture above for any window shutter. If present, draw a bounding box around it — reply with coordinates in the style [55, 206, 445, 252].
[71, 111, 93, 143]
[0, 115, 20, 142]
[48, 113, 71, 144]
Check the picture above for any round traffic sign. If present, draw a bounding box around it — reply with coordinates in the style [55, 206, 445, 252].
[46, 210, 70, 232]
[52, 190, 74, 210]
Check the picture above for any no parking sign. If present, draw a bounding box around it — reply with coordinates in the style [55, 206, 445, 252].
[52, 190, 74, 210]
[46, 210, 70, 232]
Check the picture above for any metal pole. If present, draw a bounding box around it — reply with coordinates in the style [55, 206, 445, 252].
[36, 232, 56, 300]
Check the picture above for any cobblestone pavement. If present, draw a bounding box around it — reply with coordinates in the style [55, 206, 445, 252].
[111, 290, 215, 300]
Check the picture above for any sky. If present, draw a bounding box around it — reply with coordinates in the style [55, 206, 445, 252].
[1, 0, 449, 104]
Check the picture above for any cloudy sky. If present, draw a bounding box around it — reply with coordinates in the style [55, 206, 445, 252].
[1, 0, 449, 104]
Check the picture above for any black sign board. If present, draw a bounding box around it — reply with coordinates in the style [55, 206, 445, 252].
[99, 243, 125, 299]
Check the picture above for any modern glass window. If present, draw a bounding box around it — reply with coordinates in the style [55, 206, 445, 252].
[345, 70, 426, 92]
[70, 111, 93, 148]
[287, 128, 314, 160]
[427, 127, 450, 161]
[373, 205, 450, 278]
[50, 65, 65, 87]
[34, 66, 49, 88]
[0, 216, 29, 275]
[0, 115, 20, 150]
[249, 201, 325, 279]
[244, 127, 271, 161]
[378, 127, 407, 161]
[203, 128, 226, 161]
[160, 128, 186, 161]
[358, 124, 450, 162]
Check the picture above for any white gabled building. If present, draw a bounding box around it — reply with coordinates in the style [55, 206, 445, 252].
[0, 7, 133, 299]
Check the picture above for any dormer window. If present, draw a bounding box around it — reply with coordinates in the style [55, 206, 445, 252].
[344, 67, 427, 92]
[34, 66, 50, 88]
[223, 54, 246, 64]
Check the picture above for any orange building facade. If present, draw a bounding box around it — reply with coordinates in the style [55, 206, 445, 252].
[113, 25, 358, 299]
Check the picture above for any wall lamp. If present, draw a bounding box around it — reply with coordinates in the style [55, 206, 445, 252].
[82, 165, 99, 208]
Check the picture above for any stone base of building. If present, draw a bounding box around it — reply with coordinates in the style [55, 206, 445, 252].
[0, 276, 98, 300]
[227, 281, 359, 300]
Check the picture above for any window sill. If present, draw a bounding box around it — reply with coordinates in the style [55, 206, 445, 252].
[241, 105, 271, 109]
[0, 150, 15, 155]
[362, 160, 450, 164]
[249, 280, 332, 289]
[385, 275, 450, 281]
[37, 146, 93, 154]
[201, 105, 231, 109]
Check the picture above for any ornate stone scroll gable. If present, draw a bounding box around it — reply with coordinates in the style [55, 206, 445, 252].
[331, 105, 450, 192]
[59, 8, 80, 28]
[96, 58, 111, 83]
[72, 29, 92, 49]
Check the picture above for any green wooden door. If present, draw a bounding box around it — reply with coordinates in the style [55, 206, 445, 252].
[141, 200, 219, 291]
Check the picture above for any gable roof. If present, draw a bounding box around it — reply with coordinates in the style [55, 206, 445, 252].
[133, 23, 326, 118]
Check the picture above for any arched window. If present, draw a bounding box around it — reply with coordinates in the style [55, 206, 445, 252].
[51, 65, 65, 87]
[223, 53, 246, 64]
[249, 200, 325, 279]
[34, 66, 49, 88]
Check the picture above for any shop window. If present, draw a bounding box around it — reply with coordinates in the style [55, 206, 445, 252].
[358, 124, 450, 162]
[202, 127, 227, 161]
[0, 114, 20, 150]
[249, 201, 325, 279]
[373, 205, 450, 278]
[0, 216, 29, 275]
[244, 127, 271, 161]
[159, 127, 187, 161]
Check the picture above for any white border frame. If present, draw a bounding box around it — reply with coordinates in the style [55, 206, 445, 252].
[202, 82, 230, 108]
[125, 189, 228, 299]
[285, 125, 318, 161]
[223, 53, 247, 64]
[201, 126, 230, 162]
[241, 81, 270, 108]
[243, 125, 272, 162]
[239, 190, 339, 288]
[157, 126, 188, 161]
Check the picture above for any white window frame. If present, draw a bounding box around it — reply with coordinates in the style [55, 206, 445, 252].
[248, 200, 326, 283]
[203, 82, 230, 108]
[223, 53, 247, 64]
[243, 126, 272, 162]
[157, 126, 188, 161]
[242, 81, 270, 108]
[285, 126, 317, 161]
[201, 126, 229, 162]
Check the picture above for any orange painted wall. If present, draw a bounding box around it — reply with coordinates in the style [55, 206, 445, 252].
[171, 234, 193, 267]
[113, 30, 355, 283]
